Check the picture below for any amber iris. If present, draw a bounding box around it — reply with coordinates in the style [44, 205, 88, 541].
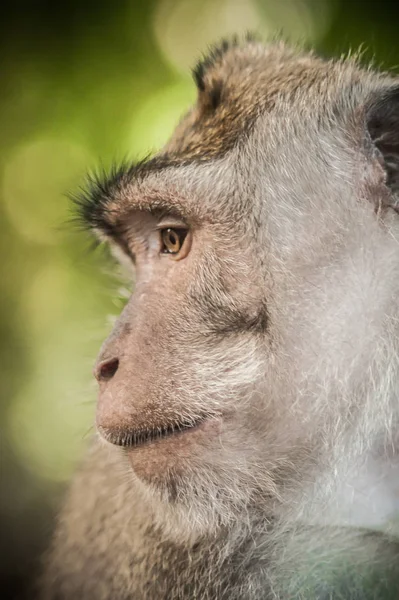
[160, 228, 188, 254]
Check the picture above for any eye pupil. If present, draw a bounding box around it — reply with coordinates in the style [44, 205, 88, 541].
[161, 228, 187, 255]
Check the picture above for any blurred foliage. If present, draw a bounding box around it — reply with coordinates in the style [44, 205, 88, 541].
[1, 0, 399, 597]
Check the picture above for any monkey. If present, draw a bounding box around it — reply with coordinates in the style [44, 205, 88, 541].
[39, 38, 399, 599]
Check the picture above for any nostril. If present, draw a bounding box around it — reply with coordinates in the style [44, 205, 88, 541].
[95, 358, 119, 382]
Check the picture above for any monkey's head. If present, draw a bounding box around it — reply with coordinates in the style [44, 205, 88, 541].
[78, 40, 399, 538]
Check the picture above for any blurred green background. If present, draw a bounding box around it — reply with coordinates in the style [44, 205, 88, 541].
[1, 0, 399, 597]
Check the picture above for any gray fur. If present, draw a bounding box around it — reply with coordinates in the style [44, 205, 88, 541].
[40, 40, 399, 599]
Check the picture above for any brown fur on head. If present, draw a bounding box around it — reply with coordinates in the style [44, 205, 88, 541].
[75, 37, 399, 541]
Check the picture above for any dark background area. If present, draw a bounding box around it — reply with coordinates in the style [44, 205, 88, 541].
[1, 1, 399, 598]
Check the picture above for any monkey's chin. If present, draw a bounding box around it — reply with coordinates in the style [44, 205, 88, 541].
[123, 418, 230, 541]
[125, 417, 222, 484]
[124, 418, 255, 543]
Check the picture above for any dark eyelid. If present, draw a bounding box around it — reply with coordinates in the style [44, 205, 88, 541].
[156, 218, 189, 231]
[152, 206, 189, 226]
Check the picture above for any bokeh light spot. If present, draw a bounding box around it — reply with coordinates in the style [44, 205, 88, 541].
[153, 0, 267, 73]
[154, 0, 334, 74]
[3, 138, 92, 245]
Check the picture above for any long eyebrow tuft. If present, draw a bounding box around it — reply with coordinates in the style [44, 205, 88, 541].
[69, 160, 136, 235]
[69, 153, 199, 241]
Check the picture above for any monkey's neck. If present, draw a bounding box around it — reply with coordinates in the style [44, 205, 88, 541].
[146, 508, 399, 600]
[330, 452, 399, 532]
[294, 449, 399, 536]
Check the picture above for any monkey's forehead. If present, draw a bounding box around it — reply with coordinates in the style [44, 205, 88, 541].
[164, 39, 390, 161]
[76, 40, 397, 235]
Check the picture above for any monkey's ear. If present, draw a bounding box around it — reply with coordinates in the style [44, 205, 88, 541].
[365, 86, 399, 202]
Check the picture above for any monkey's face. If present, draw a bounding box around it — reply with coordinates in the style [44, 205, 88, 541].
[90, 181, 275, 532]
[81, 41, 399, 537]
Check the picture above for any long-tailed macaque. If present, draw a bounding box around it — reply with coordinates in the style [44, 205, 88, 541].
[41, 39, 399, 599]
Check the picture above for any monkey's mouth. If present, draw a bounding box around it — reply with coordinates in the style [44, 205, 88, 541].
[98, 418, 208, 448]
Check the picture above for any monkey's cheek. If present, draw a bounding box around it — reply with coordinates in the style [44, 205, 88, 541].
[126, 418, 222, 483]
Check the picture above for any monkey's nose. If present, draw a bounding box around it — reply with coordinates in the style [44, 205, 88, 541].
[94, 357, 119, 382]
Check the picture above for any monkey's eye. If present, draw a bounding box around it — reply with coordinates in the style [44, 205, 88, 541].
[160, 228, 189, 257]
